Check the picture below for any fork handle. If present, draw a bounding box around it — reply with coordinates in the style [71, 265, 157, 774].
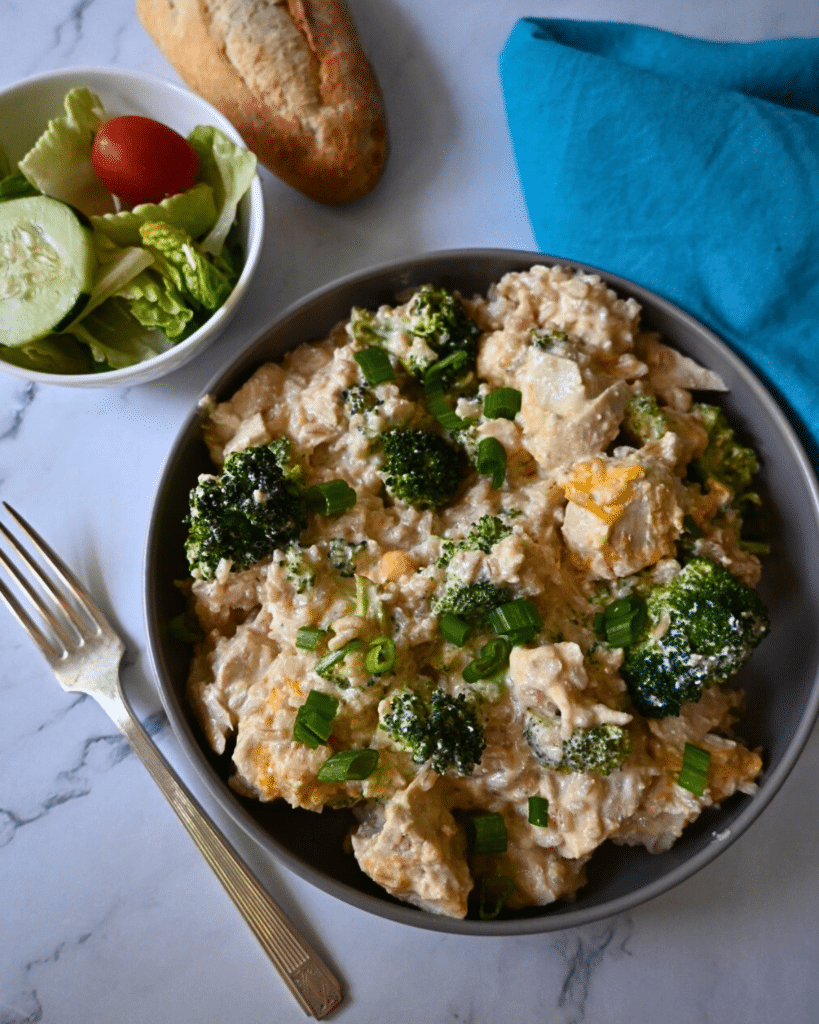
[96, 690, 343, 1019]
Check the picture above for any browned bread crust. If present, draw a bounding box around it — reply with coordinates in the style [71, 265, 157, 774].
[136, 0, 389, 204]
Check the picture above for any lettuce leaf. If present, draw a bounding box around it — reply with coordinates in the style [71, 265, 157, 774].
[187, 125, 256, 256]
[80, 234, 156, 315]
[0, 142, 11, 179]
[0, 334, 95, 374]
[0, 171, 40, 203]
[18, 88, 115, 217]
[139, 220, 233, 311]
[116, 268, 194, 339]
[89, 182, 218, 247]
[66, 297, 174, 368]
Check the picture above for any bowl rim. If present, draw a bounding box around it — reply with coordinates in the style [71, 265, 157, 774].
[0, 65, 264, 387]
[144, 246, 819, 934]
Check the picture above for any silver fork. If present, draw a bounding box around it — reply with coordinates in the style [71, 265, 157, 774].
[0, 502, 343, 1019]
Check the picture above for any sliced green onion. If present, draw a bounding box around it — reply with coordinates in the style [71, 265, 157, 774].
[439, 611, 471, 647]
[354, 574, 370, 617]
[487, 598, 543, 642]
[424, 382, 472, 430]
[528, 795, 549, 827]
[315, 639, 364, 678]
[426, 350, 469, 384]
[365, 636, 396, 674]
[477, 436, 507, 489]
[505, 625, 537, 644]
[292, 690, 339, 748]
[478, 873, 515, 920]
[467, 812, 508, 856]
[462, 637, 511, 682]
[354, 346, 394, 385]
[305, 479, 357, 516]
[423, 354, 475, 430]
[602, 594, 647, 648]
[483, 388, 522, 420]
[678, 743, 711, 796]
[295, 626, 326, 651]
[317, 748, 379, 782]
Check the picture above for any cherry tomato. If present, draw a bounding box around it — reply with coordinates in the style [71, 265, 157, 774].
[91, 115, 200, 207]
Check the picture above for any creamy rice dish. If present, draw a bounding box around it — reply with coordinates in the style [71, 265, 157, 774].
[181, 264, 768, 918]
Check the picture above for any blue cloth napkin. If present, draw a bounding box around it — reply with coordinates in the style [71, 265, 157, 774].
[500, 19, 819, 465]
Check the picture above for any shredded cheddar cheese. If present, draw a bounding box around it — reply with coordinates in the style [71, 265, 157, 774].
[564, 457, 645, 524]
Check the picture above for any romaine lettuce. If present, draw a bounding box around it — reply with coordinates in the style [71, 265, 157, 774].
[116, 268, 194, 339]
[67, 298, 174, 369]
[18, 88, 115, 216]
[90, 182, 218, 248]
[139, 221, 233, 311]
[187, 125, 256, 255]
[0, 334, 94, 374]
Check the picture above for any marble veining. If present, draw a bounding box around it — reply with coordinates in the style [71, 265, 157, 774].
[0, 383, 35, 443]
[2, 2, 819, 1023]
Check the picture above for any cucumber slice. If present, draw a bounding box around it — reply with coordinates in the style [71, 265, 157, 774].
[0, 195, 96, 347]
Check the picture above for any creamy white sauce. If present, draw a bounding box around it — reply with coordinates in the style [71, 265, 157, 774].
[185, 265, 764, 918]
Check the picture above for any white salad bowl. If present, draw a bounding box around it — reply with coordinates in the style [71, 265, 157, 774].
[0, 66, 264, 387]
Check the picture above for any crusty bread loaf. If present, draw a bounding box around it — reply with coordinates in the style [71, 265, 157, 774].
[136, 0, 389, 204]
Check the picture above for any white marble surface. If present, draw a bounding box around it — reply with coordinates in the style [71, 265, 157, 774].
[2, 2, 819, 1022]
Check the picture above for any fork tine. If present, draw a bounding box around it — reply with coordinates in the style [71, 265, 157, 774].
[0, 528, 80, 651]
[2, 502, 105, 638]
[0, 571, 63, 661]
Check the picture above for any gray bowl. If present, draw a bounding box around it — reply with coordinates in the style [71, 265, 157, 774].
[144, 249, 819, 934]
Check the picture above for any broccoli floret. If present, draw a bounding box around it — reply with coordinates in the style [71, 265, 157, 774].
[620, 556, 769, 718]
[402, 284, 482, 368]
[327, 538, 366, 578]
[281, 544, 316, 594]
[342, 384, 381, 417]
[437, 514, 514, 568]
[559, 724, 632, 774]
[431, 579, 513, 625]
[524, 714, 631, 775]
[350, 285, 482, 380]
[381, 688, 486, 775]
[185, 440, 306, 580]
[531, 327, 570, 350]
[347, 306, 384, 345]
[381, 428, 469, 509]
[689, 403, 760, 496]
[622, 392, 668, 445]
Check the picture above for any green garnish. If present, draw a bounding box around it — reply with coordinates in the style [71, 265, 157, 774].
[487, 598, 542, 645]
[467, 812, 508, 856]
[527, 796, 549, 827]
[462, 637, 511, 682]
[483, 388, 521, 420]
[476, 436, 507, 489]
[599, 594, 648, 648]
[477, 873, 515, 920]
[364, 636, 396, 674]
[315, 639, 365, 679]
[295, 626, 326, 651]
[438, 611, 471, 647]
[304, 479, 357, 516]
[354, 346, 394, 385]
[316, 748, 379, 782]
[292, 690, 339, 748]
[678, 743, 711, 796]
